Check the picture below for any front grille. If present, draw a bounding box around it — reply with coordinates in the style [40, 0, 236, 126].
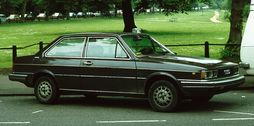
[217, 67, 238, 78]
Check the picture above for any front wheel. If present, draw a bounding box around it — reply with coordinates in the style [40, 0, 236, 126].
[148, 80, 180, 112]
[34, 76, 59, 104]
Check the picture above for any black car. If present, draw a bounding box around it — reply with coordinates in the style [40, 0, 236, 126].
[9, 33, 244, 112]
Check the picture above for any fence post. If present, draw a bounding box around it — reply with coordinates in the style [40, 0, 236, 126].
[204, 41, 209, 58]
[12, 45, 17, 62]
[39, 41, 43, 52]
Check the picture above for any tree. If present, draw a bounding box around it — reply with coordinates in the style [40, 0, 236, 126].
[21, 0, 29, 22]
[121, 0, 209, 32]
[224, 0, 249, 60]
[122, 0, 137, 32]
[0, 0, 23, 15]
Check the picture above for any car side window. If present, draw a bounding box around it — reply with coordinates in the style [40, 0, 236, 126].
[46, 37, 85, 57]
[86, 37, 128, 59]
[116, 43, 128, 58]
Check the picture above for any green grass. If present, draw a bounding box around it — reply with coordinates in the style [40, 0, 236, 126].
[0, 10, 229, 68]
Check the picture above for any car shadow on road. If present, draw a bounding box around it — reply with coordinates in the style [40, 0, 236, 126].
[58, 96, 151, 111]
[54, 95, 238, 112]
[177, 100, 238, 113]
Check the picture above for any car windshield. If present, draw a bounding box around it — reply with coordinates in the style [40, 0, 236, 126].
[121, 34, 174, 56]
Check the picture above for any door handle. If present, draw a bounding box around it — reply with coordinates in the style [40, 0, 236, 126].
[83, 61, 93, 66]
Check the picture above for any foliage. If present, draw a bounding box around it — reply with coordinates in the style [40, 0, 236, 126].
[220, 48, 240, 62]
[0, 11, 230, 68]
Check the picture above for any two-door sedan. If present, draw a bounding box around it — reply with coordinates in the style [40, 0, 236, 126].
[9, 33, 245, 112]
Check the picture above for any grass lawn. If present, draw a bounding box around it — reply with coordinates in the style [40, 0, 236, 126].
[0, 10, 230, 69]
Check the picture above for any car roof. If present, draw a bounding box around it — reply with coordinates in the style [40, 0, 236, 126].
[61, 32, 148, 37]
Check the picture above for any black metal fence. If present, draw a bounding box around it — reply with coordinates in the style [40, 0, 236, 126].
[0, 41, 241, 63]
[0, 41, 46, 62]
[164, 41, 240, 58]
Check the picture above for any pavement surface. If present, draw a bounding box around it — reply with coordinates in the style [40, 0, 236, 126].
[0, 75, 33, 96]
[0, 73, 254, 96]
[1, 90, 254, 126]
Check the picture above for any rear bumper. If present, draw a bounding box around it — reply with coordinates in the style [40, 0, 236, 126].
[180, 75, 245, 96]
[9, 73, 28, 84]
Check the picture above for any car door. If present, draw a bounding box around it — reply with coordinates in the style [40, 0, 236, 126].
[41, 37, 86, 89]
[80, 37, 137, 93]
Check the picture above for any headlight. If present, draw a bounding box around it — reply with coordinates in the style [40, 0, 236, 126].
[201, 70, 218, 79]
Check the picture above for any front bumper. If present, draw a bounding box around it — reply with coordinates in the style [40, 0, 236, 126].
[179, 75, 245, 96]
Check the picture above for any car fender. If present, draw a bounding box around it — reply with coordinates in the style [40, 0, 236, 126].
[28, 69, 56, 87]
[144, 72, 183, 95]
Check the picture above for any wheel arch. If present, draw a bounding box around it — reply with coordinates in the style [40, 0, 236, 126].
[30, 70, 56, 87]
[144, 72, 182, 96]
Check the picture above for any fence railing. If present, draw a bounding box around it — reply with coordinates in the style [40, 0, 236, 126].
[0, 41, 241, 63]
[0, 41, 48, 62]
[164, 41, 240, 58]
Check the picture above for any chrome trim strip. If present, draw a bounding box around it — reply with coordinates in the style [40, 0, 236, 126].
[14, 63, 81, 67]
[54, 74, 80, 78]
[9, 74, 28, 77]
[137, 77, 147, 80]
[60, 88, 144, 95]
[137, 68, 198, 73]
[180, 75, 244, 85]
[14, 63, 137, 70]
[178, 74, 240, 82]
[10, 72, 146, 80]
[54, 74, 137, 80]
[182, 84, 239, 89]
[12, 72, 33, 75]
[79, 65, 136, 69]
[80, 75, 136, 79]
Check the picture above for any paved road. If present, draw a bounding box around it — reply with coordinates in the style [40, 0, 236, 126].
[0, 75, 33, 95]
[1, 90, 254, 126]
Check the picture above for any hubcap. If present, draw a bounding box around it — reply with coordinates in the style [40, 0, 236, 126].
[153, 85, 172, 107]
[38, 81, 52, 98]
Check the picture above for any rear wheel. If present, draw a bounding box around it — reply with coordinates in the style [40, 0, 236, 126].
[148, 80, 180, 112]
[34, 76, 59, 104]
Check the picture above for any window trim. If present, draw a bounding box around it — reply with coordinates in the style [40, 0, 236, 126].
[84, 37, 131, 60]
[120, 34, 175, 57]
[44, 37, 87, 58]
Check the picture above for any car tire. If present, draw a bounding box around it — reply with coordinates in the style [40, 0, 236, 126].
[191, 95, 213, 103]
[34, 76, 59, 104]
[148, 80, 180, 112]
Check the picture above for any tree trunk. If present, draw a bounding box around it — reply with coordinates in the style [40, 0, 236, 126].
[21, 0, 28, 22]
[122, 0, 137, 32]
[114, 4, 117, 17]
[225, 0, 245, 61]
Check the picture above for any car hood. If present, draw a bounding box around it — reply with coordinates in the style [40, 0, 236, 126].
[138, 55, 236, 69]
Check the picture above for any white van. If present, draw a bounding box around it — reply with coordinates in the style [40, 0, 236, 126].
[240, 0, 254, 75]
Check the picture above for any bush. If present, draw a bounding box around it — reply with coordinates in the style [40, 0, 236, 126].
[220, 48, 240, 62]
